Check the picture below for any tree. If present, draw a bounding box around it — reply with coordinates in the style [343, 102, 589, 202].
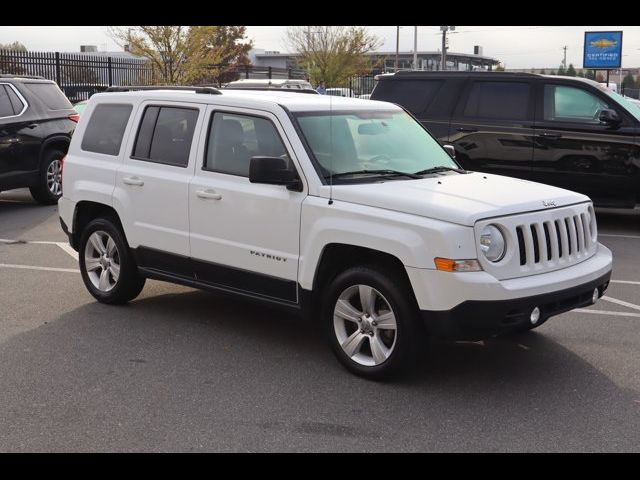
[539, 68, 547, 75]
[183, 26, 252, 85]
[566, 64, 577, 76]
[549, 70, 556, 76]
[596, 72, 605, 82]
[622, 72, 637, 90]
[109, 26, 193, 84]
[495, 63, 505, 71]
[557, 64, 566, 76]
[586, 69, 596, 80]
[577, 69, 584, 77]
[286, 26, 381, 87]
[0, 41, 27, 51]
[0, 41, 28, 75]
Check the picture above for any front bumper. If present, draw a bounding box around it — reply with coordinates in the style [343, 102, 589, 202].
[420, 270, 611, 340]
[406, 243, 613, 340]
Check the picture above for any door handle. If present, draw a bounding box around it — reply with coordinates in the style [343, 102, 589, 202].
[27, 123, 38, 129]
[123, 176, 144, 186]
[537, 132, 562, 139]
[457, 127, 478, 133]
[196, 189, 222, 200]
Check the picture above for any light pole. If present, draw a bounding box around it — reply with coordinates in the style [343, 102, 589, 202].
[413, 26, 418, 70]
[440, 26, 455, 71]
[395, 26, 400, 72]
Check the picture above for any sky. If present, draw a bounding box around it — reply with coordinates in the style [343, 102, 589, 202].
[1, 26, 639, 69]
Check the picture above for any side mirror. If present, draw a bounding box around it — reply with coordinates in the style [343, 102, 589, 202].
[599, 109, 621, 126]
[249, 156, 302, 191]
[443, 144, 456, 159]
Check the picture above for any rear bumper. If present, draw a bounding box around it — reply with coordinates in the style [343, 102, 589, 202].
[420, 270, 611, 340]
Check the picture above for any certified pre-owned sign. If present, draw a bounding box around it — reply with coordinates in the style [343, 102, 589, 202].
[583, 31, 623, 69]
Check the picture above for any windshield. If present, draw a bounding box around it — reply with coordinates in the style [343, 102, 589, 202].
[601, 88, 640, 122]
[294, 109, 458, 182]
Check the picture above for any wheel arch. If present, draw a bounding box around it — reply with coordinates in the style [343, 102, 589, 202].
[39, 135, 71, 163]
[70, 201, 125, 251]
[304, 243, 418, 321]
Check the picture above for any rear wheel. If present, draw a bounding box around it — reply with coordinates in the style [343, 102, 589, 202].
[324, 265, 422, 380]
[78, 217, 145, 304]
[30, 149, 65, 205]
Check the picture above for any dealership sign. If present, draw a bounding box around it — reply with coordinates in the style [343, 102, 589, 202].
[583, 31, 623, 69]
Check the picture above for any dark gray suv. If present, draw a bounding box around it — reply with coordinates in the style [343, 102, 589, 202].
[372, 71, 640, 209]
[0, 74, 78, 204]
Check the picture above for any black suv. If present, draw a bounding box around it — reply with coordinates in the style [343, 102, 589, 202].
[371, 71, 640, 208]
[0, 75, 77, 204]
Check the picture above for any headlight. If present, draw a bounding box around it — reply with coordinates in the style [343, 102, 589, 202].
[480, 224, 506, 262]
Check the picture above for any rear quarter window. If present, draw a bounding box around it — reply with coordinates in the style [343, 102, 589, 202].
[81, 103, 133, 156]
[24, 82, 73, 110]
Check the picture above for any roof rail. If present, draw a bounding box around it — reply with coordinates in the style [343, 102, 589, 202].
[0, 74, 47, 80]
[105, 85, 222, 95]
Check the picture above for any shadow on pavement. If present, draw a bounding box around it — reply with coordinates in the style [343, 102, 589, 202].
[0, 189, 62, 240]
[0, 287, 638, 451]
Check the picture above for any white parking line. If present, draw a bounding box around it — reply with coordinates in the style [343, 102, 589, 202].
[0, 237, 78, 260]
[573, 308, 640, 318]
[0, 238, 59, 245]
[599, 233, 640, 240]
[610, 280, 640, 286]
[601, 295, 640, 312]
[56, 242, 79, 260]
[0, 263, 79, 273]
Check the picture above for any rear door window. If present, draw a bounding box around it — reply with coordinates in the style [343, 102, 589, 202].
[372, 79, 443, 115]
[24, 82, 73, 110]
[132, 106, 199, 167]
[462, 81, 531, 120]
[4, 85, 25, 115]
[81, 103, 133, 156]
[0, 86, 14, 117]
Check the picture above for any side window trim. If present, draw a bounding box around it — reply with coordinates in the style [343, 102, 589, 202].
[0, 83, 28, 119]
[202, 108, 296, 178]
[129, 104, 200, 169]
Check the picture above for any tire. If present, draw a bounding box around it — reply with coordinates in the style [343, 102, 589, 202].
[30, 149, 65, 205]
[323, 264, 422, 380]
[78, 217, 145, 304]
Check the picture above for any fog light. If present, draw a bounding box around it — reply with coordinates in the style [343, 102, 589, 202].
[530, 307, 541, 325]
[592, 288, 599, 304]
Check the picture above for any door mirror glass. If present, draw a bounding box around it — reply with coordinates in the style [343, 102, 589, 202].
[249, 156, 301, 190]
[598, 108, 621, 125]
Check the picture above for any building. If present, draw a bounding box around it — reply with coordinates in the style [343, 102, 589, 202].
[249, 48, 501, 72]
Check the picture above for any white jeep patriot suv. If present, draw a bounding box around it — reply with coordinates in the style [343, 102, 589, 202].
[58, 85, 613, 379]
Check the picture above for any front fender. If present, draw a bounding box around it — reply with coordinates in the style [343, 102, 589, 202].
[298, 196, 477, 290]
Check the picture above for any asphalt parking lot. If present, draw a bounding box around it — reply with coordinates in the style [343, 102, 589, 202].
[1, 188, 639, 452]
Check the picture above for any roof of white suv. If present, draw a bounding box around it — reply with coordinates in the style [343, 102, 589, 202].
[92, 88, 397, 113]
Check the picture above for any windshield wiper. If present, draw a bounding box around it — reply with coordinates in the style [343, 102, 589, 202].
[325, 169, 423, 180]
[414, 166, 468, 175]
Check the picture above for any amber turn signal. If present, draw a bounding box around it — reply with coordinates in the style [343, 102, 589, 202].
[434, 258, 482, 272]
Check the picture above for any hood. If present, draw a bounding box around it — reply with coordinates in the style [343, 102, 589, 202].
[326, 172, 590, 226]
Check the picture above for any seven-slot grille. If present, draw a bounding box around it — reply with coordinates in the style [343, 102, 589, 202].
[515, 211, 595, 266]
[475, 202, 597, 280]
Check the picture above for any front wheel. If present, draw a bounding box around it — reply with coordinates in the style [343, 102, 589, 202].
[78, 217, 145, 304]
[324, 265, 422, 380]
